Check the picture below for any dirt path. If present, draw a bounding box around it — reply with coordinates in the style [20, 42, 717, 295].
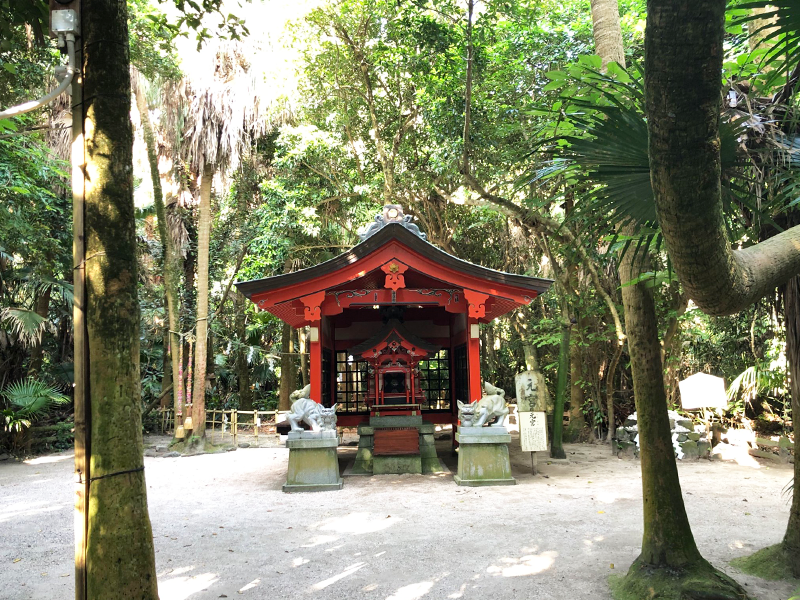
[0, 439, 794, 600]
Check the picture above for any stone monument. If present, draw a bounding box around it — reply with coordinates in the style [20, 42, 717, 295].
[283, 386, 343, 492]
[454, 382, 516, 486]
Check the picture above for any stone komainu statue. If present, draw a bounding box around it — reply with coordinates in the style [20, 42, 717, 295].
[457, 382, 509, 428]
[287, 384, 338, 432]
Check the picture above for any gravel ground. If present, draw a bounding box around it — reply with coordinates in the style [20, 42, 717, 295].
[0, 437, 794, 600]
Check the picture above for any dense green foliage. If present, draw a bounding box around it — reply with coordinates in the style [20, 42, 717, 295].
[0, 0, 796, 452]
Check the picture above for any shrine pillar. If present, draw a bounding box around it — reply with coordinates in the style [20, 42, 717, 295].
[300, 291, 325, 403]
[464, 290, 489, 402]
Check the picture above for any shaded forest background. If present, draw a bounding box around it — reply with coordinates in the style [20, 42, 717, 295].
[1, 0, 796, 451]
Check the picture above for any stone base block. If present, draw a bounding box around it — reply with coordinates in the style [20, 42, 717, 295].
[373, 454, 422, 475]
[283, 481, 344, 493]
[284, 437, 342, 493]
[455, 427, 515, 486]
[453, 475, 516, 487]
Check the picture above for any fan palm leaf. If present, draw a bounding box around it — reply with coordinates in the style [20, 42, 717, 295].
[2, 378, 69, 423]
[0, 307, 47, 347]
[732, 1, 800, 89]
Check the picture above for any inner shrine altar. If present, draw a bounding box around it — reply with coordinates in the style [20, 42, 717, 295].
[235, 205, 552, 483]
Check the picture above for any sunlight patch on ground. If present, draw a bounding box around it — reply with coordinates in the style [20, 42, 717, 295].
[487, 550, 558, 577]
[0, 501, 65, 524]
[385, 581, 434, 600]
[238, 578, 260, 593]
[318, 512, 401, 535]
[302, 534, 339, 547]
[310, 562, 366, 591]
[24, 453, 74, 465]
[158, 572, 218, 600]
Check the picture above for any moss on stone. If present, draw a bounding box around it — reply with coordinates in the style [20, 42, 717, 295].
[610, 558, 751, 600]
[730, 544, 797, 581]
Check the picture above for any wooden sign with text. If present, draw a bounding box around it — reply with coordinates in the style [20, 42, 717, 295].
[519, 411, 548, 452]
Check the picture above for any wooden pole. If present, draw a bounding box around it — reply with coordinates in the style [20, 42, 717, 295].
[68, 3, 88, 596]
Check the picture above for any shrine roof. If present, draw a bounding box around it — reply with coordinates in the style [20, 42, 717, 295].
[236, 217, 552, 302]
[348, 318, 441, 355]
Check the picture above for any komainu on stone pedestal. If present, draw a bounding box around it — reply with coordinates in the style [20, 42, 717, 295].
[457, 382, 509, 428]
[455, 383, 515, 486]
[282, 386, 342, 493]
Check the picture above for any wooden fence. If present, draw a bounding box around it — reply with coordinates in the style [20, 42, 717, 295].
[158, 408, 286, 447]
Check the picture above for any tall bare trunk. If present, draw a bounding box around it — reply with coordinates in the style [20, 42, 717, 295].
[299, 327, 309, 388]
[27, 284, 51, 378]
[235, 291, 253, 411]
[590, 0, 625, 68]
[134, 82, 182, 428]
[191, 164, 213, 441]
[82, 0, 158, 594]
[551, 302, 570, 459]
[278, 321, 295, 411]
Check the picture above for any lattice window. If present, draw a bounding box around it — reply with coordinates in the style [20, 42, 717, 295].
[322, 348, 333, 407]
[418, 349, 451, 410]
[335, 352, 369, 413]
[453, 344, 468, 404]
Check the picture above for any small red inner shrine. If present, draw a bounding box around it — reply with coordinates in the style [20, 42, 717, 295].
[236, 205, 552, 429]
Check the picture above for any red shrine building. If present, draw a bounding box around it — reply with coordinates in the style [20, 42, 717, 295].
[236, 205, 552, 429]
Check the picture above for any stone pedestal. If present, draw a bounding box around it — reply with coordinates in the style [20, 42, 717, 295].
[352, 416, 446, 475]
[454, 426, 516, 486]
[283, 431, 343, 492]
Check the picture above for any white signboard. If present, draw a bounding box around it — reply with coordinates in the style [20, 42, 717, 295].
[519, 411, 548, 452]
[679, 372, 728, 410]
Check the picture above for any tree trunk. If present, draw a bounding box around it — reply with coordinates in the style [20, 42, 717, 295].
[567, 334, 588, 439]
[161, 323, 172, 408]
[615, 229, 747, 596]
[134, 81, 182, 429]
[278, 321, 295, 411]
[646, 0, 800, 316]
[606, 342, 622, 451]
[782, 277, 800, 576]
[191, 164, 213, 442]
[27, 284, 51, 378]
[590, 0, 625, 69]
[298, 327, 309, 388]
[235, 291, 253, 411]
[551, 302, 570, 459]
[82, 0, 158, 594]
[620, 243, 703, 566]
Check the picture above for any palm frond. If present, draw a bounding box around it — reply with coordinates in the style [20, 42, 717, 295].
[0, 307, 47, 347]
[1, 379, 69, 421]
[732, 1, 800, 90]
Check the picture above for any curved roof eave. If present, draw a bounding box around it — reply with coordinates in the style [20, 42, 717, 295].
[235, 222, 553, 299]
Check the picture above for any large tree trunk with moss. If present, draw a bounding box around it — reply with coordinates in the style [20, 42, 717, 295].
[134, 81, 183, 429]
[645, 0, 800, 579]
[191, 164, 213, 442]
[781, 277, 800, 574]
[647, 0, 800, 316]
[614, 236, 748, 598]
[82, 0, 159, 595]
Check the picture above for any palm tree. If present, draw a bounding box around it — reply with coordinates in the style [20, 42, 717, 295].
[180, 40, 292, 446]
